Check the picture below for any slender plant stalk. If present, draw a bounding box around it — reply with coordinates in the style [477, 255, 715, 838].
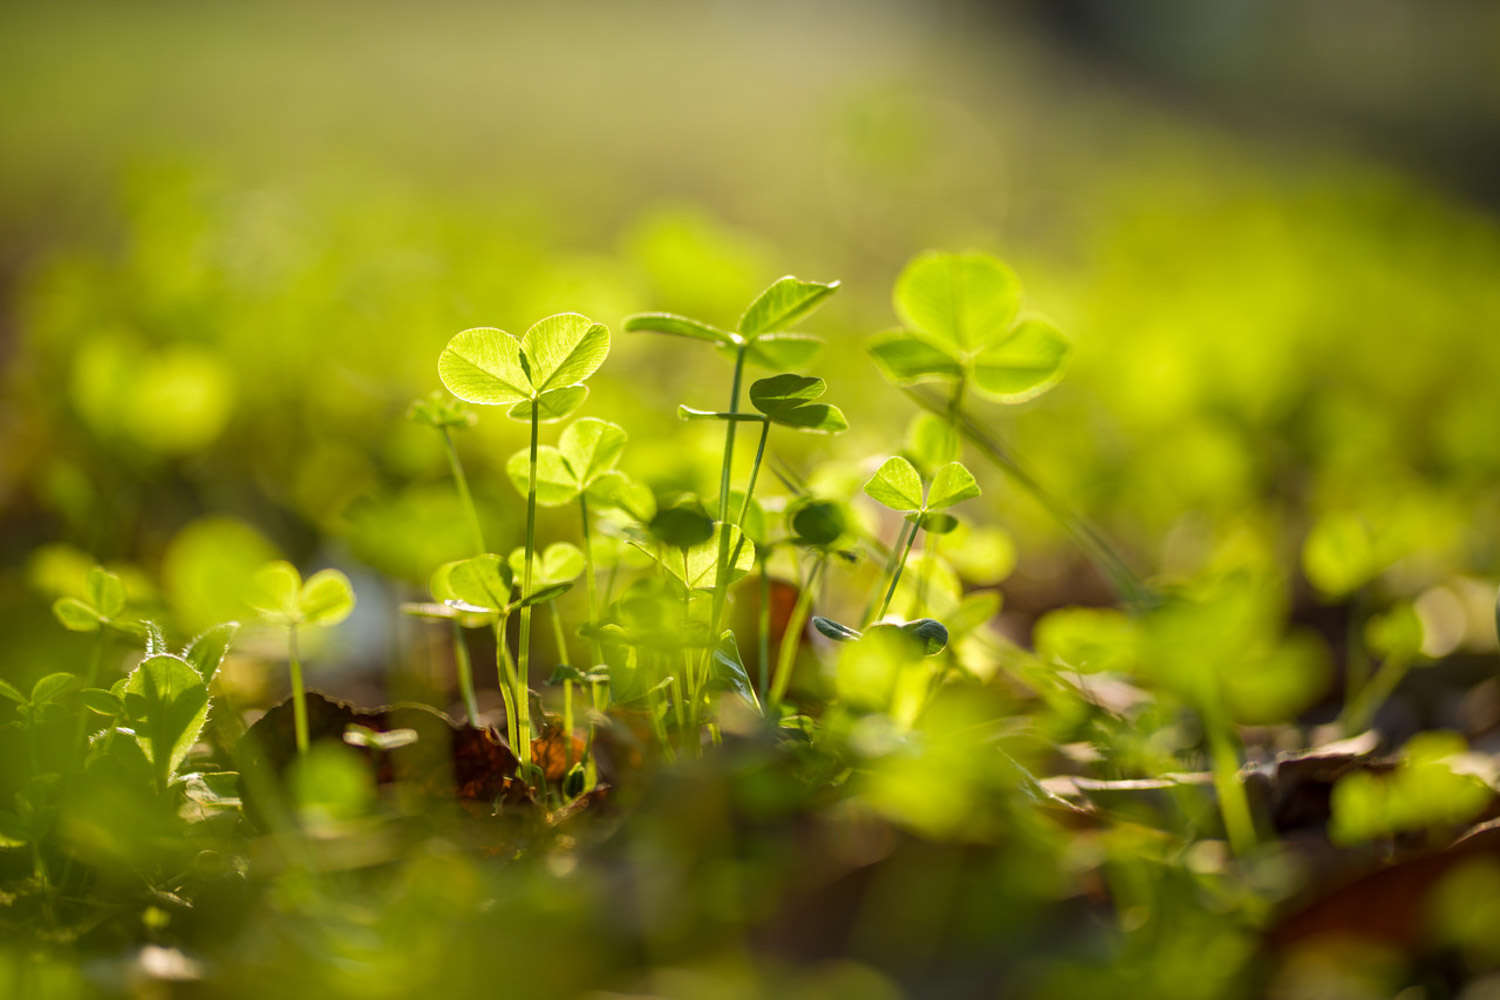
[451, 620, 481, 726]
[577, 492, 604, 790]
[1340, 653, 1412, 736]
[442, 426, 487, 554]
[877, 521, 921, 621]
[703, 347, 750, 702]
[494, 614, 520, 754]
[770, 554, 826, 709]
[515, 412, 540, 770]
[864, 519, 912, 624]
[1205, 711, 1258, 856]
[548, 604, 576, 772]
[439, 425, 486, 723]
[757, 560, 772, 695]
[287, 624, 308, 755]
[705, 416, 771, 685]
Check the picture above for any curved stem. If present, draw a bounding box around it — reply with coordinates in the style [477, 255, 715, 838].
[1340, 654, 1413, 736]
[441, 426, 487, 555]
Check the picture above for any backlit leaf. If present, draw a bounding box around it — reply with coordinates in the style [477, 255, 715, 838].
[298, 569, 355, 627]
[507, 445, 580, 506]
[87, 566, 126, 619]
[925, 461, 980, 510]
[623, 312, 737, 347]
[52, 597, 103, 632]
[431, 554, 512, 614]
[519, 313, 610, 390]
[123, 654, 210, 783]
[741, 331, 823, 370]
[559, 418, 627, 486]
[864, 456, 924, 512]
[438, 327, 531, 405]
[894, 251, 1022, 354]
[748, 373, 847, 433]
[182, 622, 239, 683]
[30, 672, 77, 706]
[507, 384, 588, 423]
[246, 561, 301, 622]
[710, 630, 761, 712]
[970, 318, 1070, 402]
[868, 331, 964, 384]
[738, 276, 839, 337]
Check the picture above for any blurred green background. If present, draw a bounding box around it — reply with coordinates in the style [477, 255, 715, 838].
[3, 0, 1500, 691]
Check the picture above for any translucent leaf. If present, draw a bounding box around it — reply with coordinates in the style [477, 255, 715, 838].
[660, 525, 756, 591]
[1033, 606, 1141, 674]
[587, 470, 657, 522]
[87, 566, 126, 619]
[406, 390, 476, 430]
[438, 327, 531, 405]
[718, 489, 768, 546]
[970, 318, 1071, 403]
[0, 679, 25, 703]
[246, 561, 301, 622]
[123, 654, 210, 782]
[737, 276, 839, 337]
[298, 569, 355, 628]
[509, 542, 585, 586]
[868, 331, 964, 384]
[559, 417, 626, 486]
[52, 596, 102, 632]
[925, 462, 981, 510]
[623, 312, 737, 347]
[30, 672, 77, 705]
[945, 524, 1016, 585]
[1303, 512, 1380, 599]
[1365, 604, 1426, 662]
[182, 622, 239, 683]
[894, 251, 1022, 354]
[291, 743, 373, 828]
[519, 313, 610, 391]
[741, 332, 823, 370]
[864, 456, 924, 512]
[507, 445, 580, 506]
[431, 554, 512, 614]
[710, 630, 761, 713]
[507, 384, 588, 423]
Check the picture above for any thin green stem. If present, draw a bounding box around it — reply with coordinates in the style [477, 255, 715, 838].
[516, 412, 540, 770]
[495, 614, 520, 754]
[717, 346, 748, 524]
[549, 604, 576, 775]
[441, 426, 487, 555]
[1205, 713, 1258, 856]
[451, 620, 481, 726]
[770, 554, 825, 710]
[864, 519, 912, 624]
[757, 560, 772, 695]
[288, 625, 308, 756]
[578, 493, 604, 670]
[877, 519, 921, 621]
[1340, 654, 1412, 736]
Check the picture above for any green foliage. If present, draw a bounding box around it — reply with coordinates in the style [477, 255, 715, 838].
[247, 562, 356, 628]
[1330, 732, 1493, 845]
[748, 374, 847, 433]
[438, 314, 610, 422]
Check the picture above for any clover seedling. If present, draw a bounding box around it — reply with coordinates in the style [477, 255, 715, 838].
[869, 251, 1070, 406]
[628, 277, 838, 695]
[439, 313, 610, 775]
[247, 562, 355, 756]
[863, 456, 980, 623]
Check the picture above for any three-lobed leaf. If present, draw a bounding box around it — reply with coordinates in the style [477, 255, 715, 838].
[894, 251, 1021, 355]
[431, 554, 513, 614]
[507, 446, 580, 506]
[867, 331, 963, 384]
[970, 318, 1071, 402]
[298, 570, 356, 627]
[506, 384, 588, 423]
[509, 542, 585, 587]
[248, 562, 355, 628]
[559, 418, 626, 486]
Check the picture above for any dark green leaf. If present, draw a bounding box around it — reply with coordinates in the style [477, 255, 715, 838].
[790, 499, 847, 547]
[900, 618, 949, 655]
[80, 688, 124, 716]
[30, 672, 77, 706]
[812, 616, 862, 642]
[650, 498, 715, 549]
